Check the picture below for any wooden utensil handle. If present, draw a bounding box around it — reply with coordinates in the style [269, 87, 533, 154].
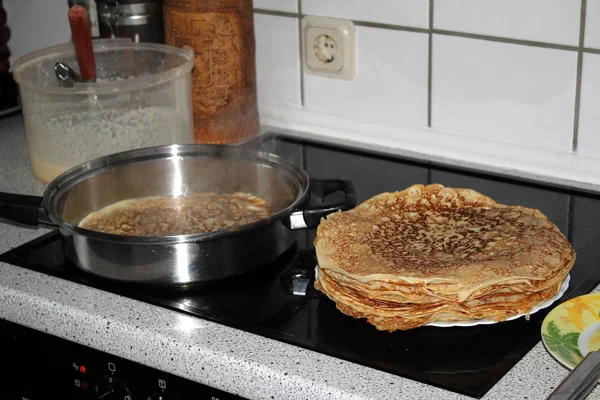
[68, 5, 96, 82]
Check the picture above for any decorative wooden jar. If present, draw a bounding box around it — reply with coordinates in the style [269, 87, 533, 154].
[163, 0, 259, 144]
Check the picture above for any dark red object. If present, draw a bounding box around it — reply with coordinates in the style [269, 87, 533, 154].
[0, 26, 10, 43]
[67, 5, 96, 82]
[0, 7, 7, 27]
[0, 57, 9, 72]
[0, 43, 9, 57]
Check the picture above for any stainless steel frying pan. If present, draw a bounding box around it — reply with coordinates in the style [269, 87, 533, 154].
[0, 144, 355, 286]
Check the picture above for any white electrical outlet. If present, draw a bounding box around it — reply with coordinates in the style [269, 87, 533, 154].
[302, 16, 355, 80]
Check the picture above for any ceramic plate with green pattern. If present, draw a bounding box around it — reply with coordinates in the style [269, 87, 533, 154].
[541, 292, 600, 369]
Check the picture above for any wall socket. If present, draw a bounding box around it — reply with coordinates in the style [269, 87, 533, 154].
[302, 16, 356, 80]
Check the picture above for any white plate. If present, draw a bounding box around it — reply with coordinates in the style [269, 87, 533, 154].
[315, 265, 570, 328]
[428, 274, 570, 327]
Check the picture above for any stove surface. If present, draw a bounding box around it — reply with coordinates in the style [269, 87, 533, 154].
[3, 134, 600, 398]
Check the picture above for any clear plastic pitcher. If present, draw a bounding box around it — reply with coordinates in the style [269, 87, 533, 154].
[12, 38, 195, 183]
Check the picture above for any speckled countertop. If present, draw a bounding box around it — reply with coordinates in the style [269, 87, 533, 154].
[1, 114, 599, 400]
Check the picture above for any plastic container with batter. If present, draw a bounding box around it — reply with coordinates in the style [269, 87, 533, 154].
[11, 38, 195, 183]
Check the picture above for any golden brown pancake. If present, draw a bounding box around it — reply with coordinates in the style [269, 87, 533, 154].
[314, 184, 575, 331]
[78, 192, 271, 236]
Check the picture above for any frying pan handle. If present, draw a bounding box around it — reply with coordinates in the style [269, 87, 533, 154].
[288, 178, 356, 230]
[0, 192, 53, 227]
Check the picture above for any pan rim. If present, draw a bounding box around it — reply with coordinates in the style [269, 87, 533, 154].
[42, 143, 310, 244]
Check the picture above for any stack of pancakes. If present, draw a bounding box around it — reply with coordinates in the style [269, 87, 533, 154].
[314, 184, 576, 331]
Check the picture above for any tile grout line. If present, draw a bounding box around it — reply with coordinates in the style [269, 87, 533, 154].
[352, 20, 428, 34]
[432, 29, 578, 51]
[427, 0, 434, 128]
[253, 7, 305, 106]
[253, 9, 600, 54]
[583, 46, 600, 54]
[572, 0, 587, 153]
[253, 8, 297, 18]
[253, 5, 600, 140]
[297, 0, 305, 107]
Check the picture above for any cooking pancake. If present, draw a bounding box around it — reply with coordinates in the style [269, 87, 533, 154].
[78, 192, 271, 236]
[315, 184, 575, 302]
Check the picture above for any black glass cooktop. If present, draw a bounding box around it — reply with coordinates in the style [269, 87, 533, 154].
[3, 134, 600, 398]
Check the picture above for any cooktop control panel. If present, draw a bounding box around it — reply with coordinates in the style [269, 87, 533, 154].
[1, 319, 245, 400]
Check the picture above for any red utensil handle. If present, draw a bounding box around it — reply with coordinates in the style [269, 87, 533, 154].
[68, 5, 96, 82]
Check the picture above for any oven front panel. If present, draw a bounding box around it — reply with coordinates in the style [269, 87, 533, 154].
[0, 318, 244, 400]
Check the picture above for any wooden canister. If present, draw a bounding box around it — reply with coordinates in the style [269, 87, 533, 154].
[163, 0, 259, 144]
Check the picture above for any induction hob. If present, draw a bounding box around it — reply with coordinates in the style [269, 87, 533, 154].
[3, 133, 600, 398]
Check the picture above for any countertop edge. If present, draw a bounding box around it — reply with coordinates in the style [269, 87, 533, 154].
[0, 262, 471, 400]
[257, 123, 600, 196]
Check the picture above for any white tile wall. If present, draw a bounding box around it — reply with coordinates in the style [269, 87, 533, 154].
[253, 0, 298, 13]
[303, 26, 428, 128]
[432, 35, 577, 152]
[302, 0, 428, 29]
[434, 0, 581, 46]
[254, 14, 302, 109]
[585, 0, 600, 49]
[249, 2, 600, 186]
[576, 53, 600, 157]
